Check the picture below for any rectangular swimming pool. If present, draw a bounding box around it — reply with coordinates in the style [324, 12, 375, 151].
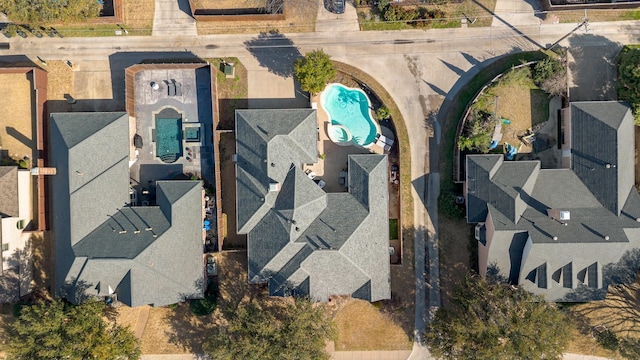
[156, 118, 183, 163]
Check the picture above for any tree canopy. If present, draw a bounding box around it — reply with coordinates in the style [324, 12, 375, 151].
[294, 50, 336, 95]
[6, 299, 140, 360]
[0, 0, 100, 26]
[617, 45, 640, 125]
[204, 298, 335, 360]
[425, 275, 571, 360]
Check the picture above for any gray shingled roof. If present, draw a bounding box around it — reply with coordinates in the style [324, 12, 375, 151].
[571, 102, 635, 215]
[0, 167, 18, 218]
[51, 112, 204, 307]
[236, 109, 390, 302]
[466, 101, 640, 301]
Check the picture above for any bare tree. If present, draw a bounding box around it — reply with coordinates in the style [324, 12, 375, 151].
[265, 0, 284, 14]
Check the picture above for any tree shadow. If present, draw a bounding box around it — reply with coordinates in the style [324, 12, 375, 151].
[566, 34, 621, 102]
[58, 277, 94, 305]
[243, 31, 301, 79]
[560, 248, 640, 302]
[164, 302, 215, 357]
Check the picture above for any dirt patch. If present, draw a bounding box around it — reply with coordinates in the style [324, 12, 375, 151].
[45, 61, 74, 114]
[219, 133, 246, 250]
[116, 305, 141, 332]
[124, 0, 155, 31]
[0, 72, 34, 162]
[195, 0, 264, 9]
[196, 0, 317, 34]
[333, 299, 412, 350]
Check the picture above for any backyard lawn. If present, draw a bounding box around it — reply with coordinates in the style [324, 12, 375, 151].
[54, 0, 155, 36]
[471, 66, 550, 152]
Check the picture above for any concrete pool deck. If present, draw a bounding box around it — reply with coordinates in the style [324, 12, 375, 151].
[128, 65, 215, 193]
[305, 94, 383, 194]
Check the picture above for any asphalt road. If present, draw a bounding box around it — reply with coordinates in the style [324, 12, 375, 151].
[3, 18, 640, 360]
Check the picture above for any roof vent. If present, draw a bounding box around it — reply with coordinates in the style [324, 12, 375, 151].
[560, 211, 570, 221]
[552, 236, 558, 241]
[636, 217, 640, 223]
[604, 235, 610, 241]
[269, 182, 280, 192]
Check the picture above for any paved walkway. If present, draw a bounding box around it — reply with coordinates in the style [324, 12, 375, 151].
[152, 0, 197, 37]
[134, 305, 151, 339]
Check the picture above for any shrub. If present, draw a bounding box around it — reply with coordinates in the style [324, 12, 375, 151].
[439, 191, 464, 219]
[532, 57, 563, 85]
[458, 109, 496, 153]
[376, 106, 390, 120]
[190, 287, 217, 316]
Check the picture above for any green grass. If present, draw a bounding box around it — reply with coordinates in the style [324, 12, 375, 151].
[619, 10, 640, 20]
[389, 219, 399, 240]
[439, 51, 548, 197]
[55, 24, 151, 37]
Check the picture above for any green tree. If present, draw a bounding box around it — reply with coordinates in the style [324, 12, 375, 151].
[205, 298, 336, 360]
[294, 50, 336, 95]
[6, 299, 140, 360]
[457, 109, 496, 153]
[617, 46, 640, 124]
[0, 0, 99, 26]
[425, 275, 571, 360]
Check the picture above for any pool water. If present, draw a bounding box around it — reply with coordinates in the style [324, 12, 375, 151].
[156, 118, 183, 163]
[321, 83, 377, 147]
[185, 127, 200, 142]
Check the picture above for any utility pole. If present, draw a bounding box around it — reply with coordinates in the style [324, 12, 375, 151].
[547, 10, 589, 50]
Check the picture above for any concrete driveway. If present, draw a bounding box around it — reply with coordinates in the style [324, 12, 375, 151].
[316, 0, 360, 32]
[152, 0, 197, 37]
[568, 44, 620, 101]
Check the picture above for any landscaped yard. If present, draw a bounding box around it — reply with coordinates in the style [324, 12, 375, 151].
[357, 0, 497, 30]
[54, 0, 154, 36]
[471, 66, 550, 152]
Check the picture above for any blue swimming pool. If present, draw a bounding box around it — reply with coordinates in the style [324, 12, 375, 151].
[320, 83, 377, 147]
[155, 118, 183, 163]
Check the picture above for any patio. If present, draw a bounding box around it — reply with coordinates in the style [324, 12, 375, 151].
[128, 66, 215, 199]
[305, 95, 384, 193]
